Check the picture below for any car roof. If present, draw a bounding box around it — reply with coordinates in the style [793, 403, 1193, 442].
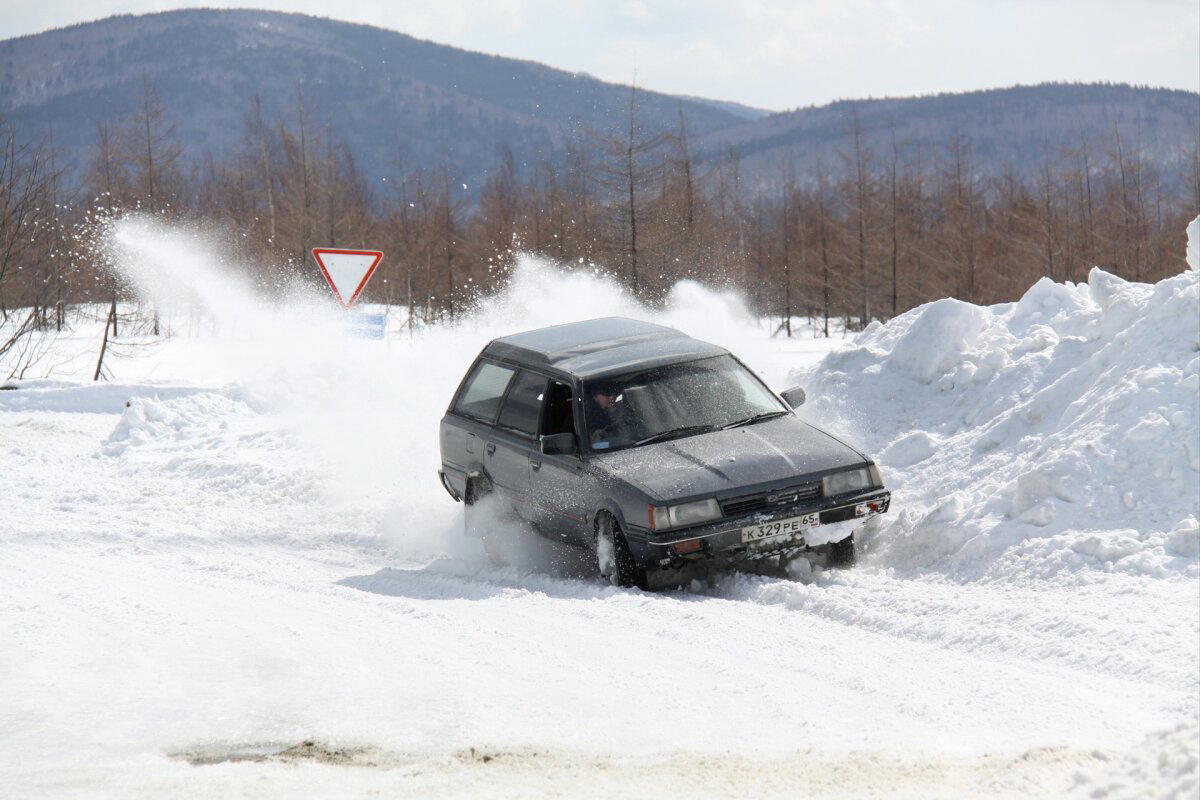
[483, 317, 728, 379]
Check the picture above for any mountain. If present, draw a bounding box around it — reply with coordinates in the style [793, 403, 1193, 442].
[1, 10, 1196, 196]
[677, 95, 771, 121]
[693, 83, 1199, 189]
[0, 9, 747, 190]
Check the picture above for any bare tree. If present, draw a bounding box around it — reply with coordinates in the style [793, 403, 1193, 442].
[846, 110, 873, 326]
[127, 76, 183, 210]
[596, 82, 666, 294]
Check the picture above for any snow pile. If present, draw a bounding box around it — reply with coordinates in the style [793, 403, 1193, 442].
[796, 267, 1200, 580]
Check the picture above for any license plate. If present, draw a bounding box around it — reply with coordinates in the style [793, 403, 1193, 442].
[741, 512, 820, 544]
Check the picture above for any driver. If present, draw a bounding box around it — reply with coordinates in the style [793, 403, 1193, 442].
[589, 388, 630, 446]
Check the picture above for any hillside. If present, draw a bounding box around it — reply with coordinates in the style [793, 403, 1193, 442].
[0, 9, 748, 189]
[693, 83, 1200, 189]
[0, 10, 1196, 194]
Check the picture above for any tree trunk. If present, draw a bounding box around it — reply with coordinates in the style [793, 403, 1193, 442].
[94, 303, 114, 381]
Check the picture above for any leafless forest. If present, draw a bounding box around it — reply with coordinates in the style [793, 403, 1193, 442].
[2, 80, 1197, 347]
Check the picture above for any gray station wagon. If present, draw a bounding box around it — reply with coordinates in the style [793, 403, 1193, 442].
[438, 317, 890, 589]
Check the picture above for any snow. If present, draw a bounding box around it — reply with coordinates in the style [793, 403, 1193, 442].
[1070, 717, 1199, 800]
[885, 297, 989, 383]
[1188, 215, 1199, 271]
[794, 266, 1200, 581]
[1, 215, 1197, 797]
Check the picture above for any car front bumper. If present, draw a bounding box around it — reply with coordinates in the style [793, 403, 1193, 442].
[623, 489, 891, 571]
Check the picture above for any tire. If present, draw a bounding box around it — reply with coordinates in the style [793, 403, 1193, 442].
[826, 533, 856, 569]
[594, 513, 646, 588]
[464, 480, 507, 567]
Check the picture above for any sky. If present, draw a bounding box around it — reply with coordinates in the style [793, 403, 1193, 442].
[2, 0, 1197, 111]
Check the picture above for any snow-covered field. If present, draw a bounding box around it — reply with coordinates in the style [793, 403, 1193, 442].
[1, 217, 1197, 798]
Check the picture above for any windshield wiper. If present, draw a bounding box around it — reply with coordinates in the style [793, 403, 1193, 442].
[634, 424, 717, 446]
[721, 410, 791, 430]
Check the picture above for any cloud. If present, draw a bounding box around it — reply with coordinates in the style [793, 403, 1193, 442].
[620, 0, 650, 21]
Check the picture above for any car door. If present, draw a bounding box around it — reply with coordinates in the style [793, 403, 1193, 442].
[444, 359, 517, 499]
[529, 378, 591, 544]
[488, 369, 548, 520]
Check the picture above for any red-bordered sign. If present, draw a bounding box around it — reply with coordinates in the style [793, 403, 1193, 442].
[311, 247, 384, 309]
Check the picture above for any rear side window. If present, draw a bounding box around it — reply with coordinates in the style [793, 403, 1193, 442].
[496, 371, 548, 436]
[454, 361, 515, 422]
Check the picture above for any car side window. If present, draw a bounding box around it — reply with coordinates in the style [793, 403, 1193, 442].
[454, 361, 515, 423]
[540, 380, 576, 436]
[496, 371, 548, 437]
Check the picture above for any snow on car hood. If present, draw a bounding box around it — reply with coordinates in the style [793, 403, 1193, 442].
[592, 415, 866, 501]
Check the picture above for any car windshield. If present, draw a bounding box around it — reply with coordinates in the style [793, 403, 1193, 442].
[583, 355, 788, 453]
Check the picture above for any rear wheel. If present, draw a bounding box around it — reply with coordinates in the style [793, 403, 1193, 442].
[594, 513, 646, 588]
[463, 480, 507, 567]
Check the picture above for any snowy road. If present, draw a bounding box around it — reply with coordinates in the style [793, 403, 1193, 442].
[5, 539, 1194, 798]
[2, 222, 1197, 797]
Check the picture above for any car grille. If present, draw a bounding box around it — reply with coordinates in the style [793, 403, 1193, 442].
[720, 481, 821, 518]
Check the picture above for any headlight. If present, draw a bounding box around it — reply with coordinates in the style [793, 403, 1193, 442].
[822, 467, 876, 497]
[670, 498, 722, 527]
[649, 498, 722, 530]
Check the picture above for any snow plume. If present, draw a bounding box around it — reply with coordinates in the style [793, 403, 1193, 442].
[795, 266, 1200, 580]
[104, 215, 344, 348]
[98, 217, 768, 560]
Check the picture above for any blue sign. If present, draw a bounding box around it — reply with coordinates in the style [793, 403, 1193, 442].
[346, 312, 387, 339]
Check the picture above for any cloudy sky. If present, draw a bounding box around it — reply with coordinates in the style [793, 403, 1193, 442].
[3, 0, 1197, 110]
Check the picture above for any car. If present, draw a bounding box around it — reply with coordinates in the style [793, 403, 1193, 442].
[437, 317, 890, 589]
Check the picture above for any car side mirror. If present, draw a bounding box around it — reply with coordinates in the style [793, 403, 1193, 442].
[540, 432, 578, 456]
[781, 386, 806, 408]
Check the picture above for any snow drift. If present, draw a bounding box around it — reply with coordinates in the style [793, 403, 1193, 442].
[795, 267, 1199, 580]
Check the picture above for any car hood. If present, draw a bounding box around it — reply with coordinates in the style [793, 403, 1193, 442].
[593, 415, 867, 501]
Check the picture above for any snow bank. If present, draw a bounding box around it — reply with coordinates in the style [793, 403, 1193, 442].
[795, 267, 1200, 580]
[0, 380, 208, 414]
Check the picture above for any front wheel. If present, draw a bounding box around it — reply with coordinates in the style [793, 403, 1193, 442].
[594, 514, 646, 588]
[826, 533, 855, 569]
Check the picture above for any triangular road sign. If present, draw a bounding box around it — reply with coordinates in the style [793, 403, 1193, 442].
[311, 248, 384, 309]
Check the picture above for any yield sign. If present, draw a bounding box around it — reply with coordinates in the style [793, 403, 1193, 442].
[311, 248, 384, 309]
